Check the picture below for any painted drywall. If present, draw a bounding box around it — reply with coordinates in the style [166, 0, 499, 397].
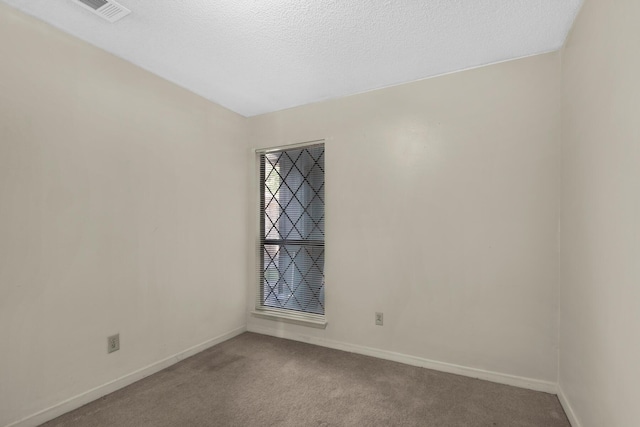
[559, 0, 640, 425]
[0, 5, 248, 426]
[247, 52, 562, 385]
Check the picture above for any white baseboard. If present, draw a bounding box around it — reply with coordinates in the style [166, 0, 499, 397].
[557, 385, 582, 427]
[6, 325, 246, 427]
[248, 325, 558, 394]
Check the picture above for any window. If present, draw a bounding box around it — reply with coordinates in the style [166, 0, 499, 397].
[256, 142, 325, 323]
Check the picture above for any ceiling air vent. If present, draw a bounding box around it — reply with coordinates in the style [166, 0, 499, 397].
[72, 0, 131, 23]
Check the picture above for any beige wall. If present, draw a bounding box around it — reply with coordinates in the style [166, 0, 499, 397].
[248, 53, 562, 385]
[14, 1, 640, 425]
[0, 5, 248, 426]
[560, 0, 640, 425]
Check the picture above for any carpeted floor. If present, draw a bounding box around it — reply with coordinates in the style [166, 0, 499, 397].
[41, 333, 570, 427]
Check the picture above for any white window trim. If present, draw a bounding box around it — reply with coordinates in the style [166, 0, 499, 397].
[250, 308, 327, 329]
[253, 139, 327, 328]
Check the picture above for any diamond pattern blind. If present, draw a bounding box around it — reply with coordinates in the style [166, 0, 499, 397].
[259, 144, 325, 316]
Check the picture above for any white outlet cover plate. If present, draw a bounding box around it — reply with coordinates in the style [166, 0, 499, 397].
[375, 313, 384, 326]
[107, 334, 120, 353]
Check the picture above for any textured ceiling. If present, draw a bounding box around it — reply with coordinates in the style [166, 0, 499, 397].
[2, 0, 582, 116]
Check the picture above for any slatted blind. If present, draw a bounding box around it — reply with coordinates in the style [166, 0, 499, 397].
[257, 142, 325, 318]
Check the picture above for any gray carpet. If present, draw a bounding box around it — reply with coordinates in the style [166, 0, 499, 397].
[41, 333, 570, 426]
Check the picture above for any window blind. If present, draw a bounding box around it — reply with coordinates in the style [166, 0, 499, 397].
[256, 142, 325, 319]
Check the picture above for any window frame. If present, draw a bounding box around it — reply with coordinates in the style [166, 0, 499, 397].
[251, 140, 327, 329]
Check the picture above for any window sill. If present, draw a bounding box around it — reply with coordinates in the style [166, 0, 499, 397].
[251, 309, 327, 329]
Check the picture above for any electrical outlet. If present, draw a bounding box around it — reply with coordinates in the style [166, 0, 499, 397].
[375, 312, 384, 326]
[107, 334, 120, 353]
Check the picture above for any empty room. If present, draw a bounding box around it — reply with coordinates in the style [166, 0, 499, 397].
[1, 0, 638, 426]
